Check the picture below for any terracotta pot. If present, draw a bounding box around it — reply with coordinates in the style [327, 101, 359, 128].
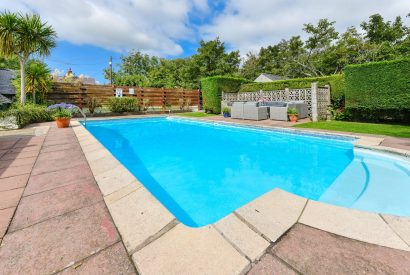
[288, 114, 298, 123]
[55, 118, 71, 128]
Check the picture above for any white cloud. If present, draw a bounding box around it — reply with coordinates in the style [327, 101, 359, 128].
[200, 0, 410, 54]
[3, 0, 209, 56]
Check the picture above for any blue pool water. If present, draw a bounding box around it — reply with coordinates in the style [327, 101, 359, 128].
[84, 117, 410, 226]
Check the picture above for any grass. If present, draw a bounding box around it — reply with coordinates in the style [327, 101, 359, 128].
[294, 121, 410, 138]
[176, 112, 218, 118]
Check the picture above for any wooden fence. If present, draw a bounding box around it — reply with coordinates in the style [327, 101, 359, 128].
[47, 82, 201, 109]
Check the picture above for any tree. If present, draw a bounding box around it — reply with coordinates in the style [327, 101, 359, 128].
[0, 54, 19, 69]
[25, 60, 51, 104]
[0, 12, 56, 104]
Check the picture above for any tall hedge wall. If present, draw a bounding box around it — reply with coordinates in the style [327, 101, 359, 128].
[201, 76, 249, 113]
[345, 59, 410, 122]
[239, 74, 345, 101]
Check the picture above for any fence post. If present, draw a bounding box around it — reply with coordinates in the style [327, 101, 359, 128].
[311, 82, 318, 122]
[285, 87, 290, 101]
[324, 84, 331, 105]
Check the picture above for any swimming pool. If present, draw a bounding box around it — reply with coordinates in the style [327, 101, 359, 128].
[84, 117, 410, 227]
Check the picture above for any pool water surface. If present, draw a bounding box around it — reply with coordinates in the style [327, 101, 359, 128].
[84, 117, 410, 227]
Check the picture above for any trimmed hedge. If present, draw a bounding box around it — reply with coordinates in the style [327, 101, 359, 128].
[345, 59, 410, 122]
[201, 76, 249, 113]
[107, 97, 140, 113]
[0, 104, 53, 128]
[239, 74, 345, 101]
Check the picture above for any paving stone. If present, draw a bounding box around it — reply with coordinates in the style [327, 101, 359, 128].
[272, 224, 410, 274]
[0, 150, 39, 160]
[43, 136, 78, 147]
[59, 242, 136, 275]
[88, 155, 121, 176]
[0, 207, 15, 238]
[133, 224, 250, 275]
[104, 181, 141, 205]
[81, 141, 104, 153]
[0, 149, 8, 158]
[8, 145, 42, 153]
[85, 147, 111, 162]
[215, 214, 269, 261]
[0, 174, 29, 192]
[0, 164, 33, 178]
[13, 136, 45, 148]
[0, 140, 17, 150]
[24, 163, 94, 196]
[247, 254, 297, 275]
[0, 202, 119, 274]
[10, 182, 102, 231]
[299, 200, 410, 251]
[108, 187, 174, 252]
[236, 189, 306, 242]
[41, 142, 81, 153]
[36, 147, 84, 162]
[31, 156, 88, 175]
[382, 215, 410, 246]
[0, 188, 24, 210]
[95, 164, 140, 196]
[0, 156, 36, 169]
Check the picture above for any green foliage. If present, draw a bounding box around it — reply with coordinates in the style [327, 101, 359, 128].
[222, 106, 231, 114]
[344, 58, 410, 122]
[0, 54, 19, 69]
[52, 108, 72, 119]
[0, 104, 53, 128]
[287, 108, 298, 115]
[107, 97, 140, 113]
[85, 97, 101, 114]
[176, 112, 217, 118]
[201, 76, 249, 114]
[240, 74, 345, 100]
[294, 121, 410, 138]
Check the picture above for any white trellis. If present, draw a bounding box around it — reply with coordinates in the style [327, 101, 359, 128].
[222, 82, 331, 121]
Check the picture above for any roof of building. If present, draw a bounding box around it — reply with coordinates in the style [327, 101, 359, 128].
[256, 73, 283, 81]
[0, 69, 16, 95]
[0, 94, 12, 105]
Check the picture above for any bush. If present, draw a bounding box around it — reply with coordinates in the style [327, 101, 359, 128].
[239, 74, 345, 101]
[344, 59, 410, 123]
[86, 97, 101, 114]
[107, 97, 140, 113]
[0, 104, 53, 128]
[201, 76, 250, 113]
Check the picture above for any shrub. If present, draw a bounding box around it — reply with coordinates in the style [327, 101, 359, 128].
[201, 76, 250, 114]
[107, 97, 140, 113]
[239, 74, 345, 101]
[0, 104, 53, 128]
[86, 97, 101, 114]
[344, 59, 410, 123]
[222, 106, 231, 114]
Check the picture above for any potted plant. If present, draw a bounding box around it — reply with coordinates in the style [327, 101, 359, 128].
[222, 106, 231, 118]
[287, 108, 299, 122]
[48, 103, 77, 128]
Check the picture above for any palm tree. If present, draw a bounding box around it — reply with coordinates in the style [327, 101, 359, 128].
[0, 12, 56, 104]
[25, 60, 51, 104]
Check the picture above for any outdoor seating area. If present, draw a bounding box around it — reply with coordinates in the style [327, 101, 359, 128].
[230, 100, 308, 121]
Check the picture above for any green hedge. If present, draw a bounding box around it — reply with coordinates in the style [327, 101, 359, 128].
[107, 97, 140, 113]
[345, 59, 410, 122]
[201, 76, 249, 113]
[0, 104, 53, 128]
[239, 74, 345, 101]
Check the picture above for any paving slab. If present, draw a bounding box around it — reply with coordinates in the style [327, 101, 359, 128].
[0, 140, 17, 150]
[0, 164, 33, 178]
[0, 202, 119, 274]
[24, 163, 94, 196]
[31, 156, 88, 175]
[0, 150, 39, 160]
[88, 155, 121, 176]
[382, 215, 410, 246]
[13, 136, 45, 148]
[95, 164, 141, 196]
[85, 147, 111, 162]
[247, 254, 297, 275]
[0, 149, 8, 158]
[133, 223, 250, 275]
[59, 242, 136, 275]
[235, 189, 306, 242]
[299, 200, 410, 251]
[0, 174, 29, 192]
[272, 224, 410, 274]
[0, 188, 24, 210]
[41, 142, 81, 153]
[10, 182, 102, 232]
[36, 147, 84, 162]
[0, 156, 37, 169]
[214, 214, 270, 261]
[104, 181, 142, 205]
[108, 187, 174, 252]
[8, 145, 41, 153]
[0, 207, 15, 238]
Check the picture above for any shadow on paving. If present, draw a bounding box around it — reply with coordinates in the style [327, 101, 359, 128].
[0, 125, 136, 274]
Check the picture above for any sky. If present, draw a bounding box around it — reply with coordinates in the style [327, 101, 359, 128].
[3, 0, 410, 83]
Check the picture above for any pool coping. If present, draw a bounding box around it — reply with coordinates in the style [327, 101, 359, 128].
[71, 118, 410, 274]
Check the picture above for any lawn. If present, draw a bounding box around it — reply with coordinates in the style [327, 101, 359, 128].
[294, 121, 410, 138]
[176, 112, 218, 118]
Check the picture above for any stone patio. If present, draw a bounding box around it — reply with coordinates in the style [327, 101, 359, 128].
[0, 117, 410, 274]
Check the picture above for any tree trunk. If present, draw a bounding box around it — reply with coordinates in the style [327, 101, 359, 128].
[32, 80, 36, 104]
[20, 59, 26, 105]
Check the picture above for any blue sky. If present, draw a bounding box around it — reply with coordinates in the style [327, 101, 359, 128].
[5, 0, 410, 83]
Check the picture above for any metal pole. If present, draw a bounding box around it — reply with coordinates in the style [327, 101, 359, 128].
[109, 56, 113, 85]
